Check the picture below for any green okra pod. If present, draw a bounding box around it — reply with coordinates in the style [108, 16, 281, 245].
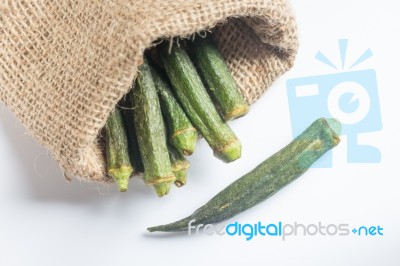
[104, 108, 133, 192]
[120, 98, 144, 173]
[190, 35, 249, 121]
[148, 118, 341, 232]
[132, 60, 175, 197]
[149, 62, 197, 156]
[168, 144, 190, 187]
[159, 42, 241, 163]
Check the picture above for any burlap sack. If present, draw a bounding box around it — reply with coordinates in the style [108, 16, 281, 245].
[0, 0, 298, 183]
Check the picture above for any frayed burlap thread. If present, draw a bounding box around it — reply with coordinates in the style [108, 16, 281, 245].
[0, 0, 298, 183]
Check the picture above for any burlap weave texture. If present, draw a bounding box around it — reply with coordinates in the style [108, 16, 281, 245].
[0, 0, 298, 183]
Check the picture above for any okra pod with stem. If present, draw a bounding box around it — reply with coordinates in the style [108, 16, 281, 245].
[104, 108, 133, 192]
[159, 42, 241, 163]
[148, 118, 341, 232]
[190, 35, 249, 121]
[132, 59, 175, 197]
[168, 144, 190, 187]
[149, 61, 197, 156]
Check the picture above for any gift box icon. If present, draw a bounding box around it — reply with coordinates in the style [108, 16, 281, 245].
[286, 40, 382, 167]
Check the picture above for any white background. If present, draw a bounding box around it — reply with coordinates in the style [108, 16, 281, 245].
[1, 1, 399, 265]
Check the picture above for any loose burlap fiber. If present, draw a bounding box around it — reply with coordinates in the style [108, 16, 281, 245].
[0, 0, 298, 183]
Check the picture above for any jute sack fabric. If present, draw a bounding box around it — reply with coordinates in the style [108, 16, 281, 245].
[0, 0, 298, 183]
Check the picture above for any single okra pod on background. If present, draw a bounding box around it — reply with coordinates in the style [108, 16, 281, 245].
[148, 61, 197, 156]
[168, 144, 190, 187]
[159, 42, 241, 163]
[190, 35, 249, 121]
[148, 118, 341, 232]
[132, 59, 175, 197]
[104, 108, 133, 192]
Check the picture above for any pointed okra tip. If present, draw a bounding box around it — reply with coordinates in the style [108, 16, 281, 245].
[108, 165, 133, 192]
[146, 224, 176, 233]
[147, 217, 193, 232]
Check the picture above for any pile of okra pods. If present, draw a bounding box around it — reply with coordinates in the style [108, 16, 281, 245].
[104, 34, 249, 196]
